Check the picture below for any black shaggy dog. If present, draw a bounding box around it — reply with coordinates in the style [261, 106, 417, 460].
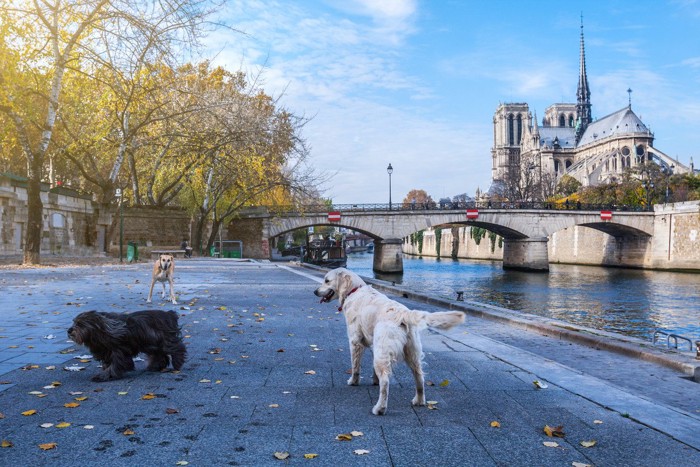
[67, 310, 186, 382]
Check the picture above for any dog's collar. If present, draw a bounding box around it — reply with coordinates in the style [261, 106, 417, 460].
[338, 286, 362, 312]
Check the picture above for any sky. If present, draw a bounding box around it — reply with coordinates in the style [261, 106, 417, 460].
[204, 0, 700, 204]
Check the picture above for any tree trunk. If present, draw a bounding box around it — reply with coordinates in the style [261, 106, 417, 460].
[24, 163, 44, 264]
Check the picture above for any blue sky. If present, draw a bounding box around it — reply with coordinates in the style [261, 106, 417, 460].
[206, 0, 700, 204]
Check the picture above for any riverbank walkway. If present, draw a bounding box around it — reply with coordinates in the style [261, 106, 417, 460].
[0, 259, 698, 466]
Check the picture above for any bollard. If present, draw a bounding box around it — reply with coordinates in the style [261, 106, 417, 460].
[456, 291, 464, 301]
[696, 341, 700, 360]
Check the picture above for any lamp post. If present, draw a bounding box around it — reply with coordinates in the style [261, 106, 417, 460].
[662, 164, 674, 203]
[116, 188, 124, 263]
[643, 179, 654, 211]
[387, 163, 393, 210]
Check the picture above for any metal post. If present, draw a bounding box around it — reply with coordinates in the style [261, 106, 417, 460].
[118, 190, 124, 263]
[387, 163, 393, 210]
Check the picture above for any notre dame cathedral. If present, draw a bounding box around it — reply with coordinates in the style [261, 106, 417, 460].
[489, 22, 692, 200]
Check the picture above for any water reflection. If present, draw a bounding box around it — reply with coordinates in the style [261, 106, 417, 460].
[346, 253, 700, 340]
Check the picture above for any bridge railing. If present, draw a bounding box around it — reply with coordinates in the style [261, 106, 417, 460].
[264, 202, 652, 215]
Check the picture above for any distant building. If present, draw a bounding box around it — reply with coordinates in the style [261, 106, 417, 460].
[490, 21, 692, 198]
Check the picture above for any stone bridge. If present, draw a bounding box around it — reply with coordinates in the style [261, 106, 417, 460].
[231, 202, 656, 273]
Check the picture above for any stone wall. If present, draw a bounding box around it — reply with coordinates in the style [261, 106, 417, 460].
[0, 175, 111, 256]
[227, 217, 266, 259]
[112, 206, 194, 254]
[403, 226, 504, 260]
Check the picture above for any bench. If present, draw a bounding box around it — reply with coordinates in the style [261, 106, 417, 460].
[151, 249, 187, 258]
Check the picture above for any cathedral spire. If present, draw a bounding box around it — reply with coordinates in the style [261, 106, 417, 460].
[575, 14, 592, 143]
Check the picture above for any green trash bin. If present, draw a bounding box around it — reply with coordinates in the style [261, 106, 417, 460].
[127, 242, 138, 263]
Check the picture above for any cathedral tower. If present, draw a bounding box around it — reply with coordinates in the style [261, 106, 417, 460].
[575, 17, 592, 143]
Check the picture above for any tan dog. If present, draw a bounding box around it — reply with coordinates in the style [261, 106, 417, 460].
[314, 268, 465, 415]
[147, 254, 177, 304]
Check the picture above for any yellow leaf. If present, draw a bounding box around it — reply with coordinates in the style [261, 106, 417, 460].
[580, 440, 597, 448]
[303, 453, 318, 459]
[490, 421, 501, 428]
[353, 449, 370, 455]
[439, 379, 450, 387]
[51, 381, 62, 386]
[543, 425, 565, 438]
[22, 409, 37, 416]
[335, 433, 353, 441]
[118, 391, 128, 396]
[141, 393, 156, 400]
[533, 380, 548, 389]
[75, 396, 88, 401]
[123, 429, 135, 435]
[38, 442, 57, 450]
[543, 441, 559, 448]
[1, 440, 13, 448]
[64, 402, 80, 408]
[273, 451, 289, 460]
[350, 431, 364, 437]
[56, 422, 71, 428]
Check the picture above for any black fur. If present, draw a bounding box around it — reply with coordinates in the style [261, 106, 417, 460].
[67, 310, 187, 382]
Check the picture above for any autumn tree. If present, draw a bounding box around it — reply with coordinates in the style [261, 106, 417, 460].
[402, 189, 434, 208]
[0, 0, 213, 264]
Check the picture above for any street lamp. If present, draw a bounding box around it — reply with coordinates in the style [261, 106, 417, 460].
[387, 163, 393, 210]
[643, 179, 654, 211]
[662, 164, 674, 203]
[116, 188, 124, 262]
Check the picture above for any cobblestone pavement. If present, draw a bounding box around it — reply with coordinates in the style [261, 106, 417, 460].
[0, 259, 698, 466]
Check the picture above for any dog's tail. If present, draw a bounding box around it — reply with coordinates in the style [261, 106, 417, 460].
[404, 310, 465, 330]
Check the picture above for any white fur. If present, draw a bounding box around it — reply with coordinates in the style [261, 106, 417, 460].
[314, 267, 465, 415]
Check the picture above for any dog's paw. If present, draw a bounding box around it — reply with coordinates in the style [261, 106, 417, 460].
[171, 300, 178, 305]
[372, 404, 386, 416]
[347, 376, 360, 386]
[412, 395, 426, 406]
[146, 298, 152, 303]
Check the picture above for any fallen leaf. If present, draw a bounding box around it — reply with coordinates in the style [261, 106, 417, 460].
[0, 413, 4, 419]
[580, 440, 597, 448]
[38, 442, 57, 450]
[593, 420, 603, 425]
[166, 408, 179, 414]
[123, 429, 135, 435]
[350, 431, 363, 437]
[56, 422, 71, 428]
[117, 391, 128, 396]
[490, 421, 501, 428]
[40, 423, 54, 428]
[543, 441, 559, 448]
[439, 379, 450, 387]
[64, 402, 80, 408]
[543, 425, 565, 438]
[533, 380, 548, 389]
[22, 409, 37, 416]
[572, 463, 592, 467]
[63, 365, 85, 372]
[141, 393, 156, 400]
[45, 366, 56, 370]
[176, 461, 189, 466]
[83, 425, 94, 429]
[304, 370, 316, 375]
[353, 449, 370, 455]
[28, 391, 43, 396]
[335, 433, 353, 441]
[75, 396, 88, 401]
[1, 440, 13, 448]
[199, 379, 211, 383]
[273, 451, 289, 460]
[303, 453, 318, 459]
[69, 391, 83, 395]
[269, 404, 279, 408]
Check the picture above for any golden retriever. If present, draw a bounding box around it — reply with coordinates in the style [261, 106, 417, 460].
[314, 267, 464, 415]
[147, 254, 177, 305]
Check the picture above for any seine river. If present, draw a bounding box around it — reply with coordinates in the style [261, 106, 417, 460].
[345, 252, 700, 341]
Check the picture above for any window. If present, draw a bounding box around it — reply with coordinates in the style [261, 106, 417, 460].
[568, 115, 574, 127]
[621, 146, 630, 156]
[508, 114, 514, 145]
[516, 114, 522, 145]
[559, 114, 565, 127]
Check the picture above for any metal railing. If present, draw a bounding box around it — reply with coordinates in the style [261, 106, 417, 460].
[261, 201, 653, 216]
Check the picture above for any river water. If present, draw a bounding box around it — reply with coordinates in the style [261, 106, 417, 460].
[345, 252, 700, 341]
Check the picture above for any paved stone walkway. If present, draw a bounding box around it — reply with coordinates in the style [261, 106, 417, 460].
[0, 259, 698, 466]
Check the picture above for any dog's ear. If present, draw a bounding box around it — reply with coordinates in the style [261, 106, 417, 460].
[339, 271, 353, 301]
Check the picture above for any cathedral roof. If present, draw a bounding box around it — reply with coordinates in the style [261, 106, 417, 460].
[577, 107, 651, 147]
[539, 127, 576, 149]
